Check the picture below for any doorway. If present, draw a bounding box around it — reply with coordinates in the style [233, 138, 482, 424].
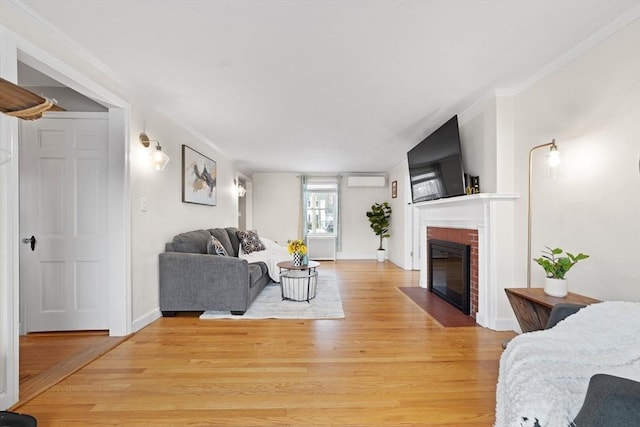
[0, 39, 131, 409]
[14, 61, 127, 394]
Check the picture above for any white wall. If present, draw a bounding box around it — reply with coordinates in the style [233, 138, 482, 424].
[129, 104, 239, 326]
[339, 178, 388, 259]
[387, 161, 412, 269]
[252, 173, 300, 244]
[513, 18, 640, 302]
[459, 97, 498, 193]
[252, 173, 390, 259]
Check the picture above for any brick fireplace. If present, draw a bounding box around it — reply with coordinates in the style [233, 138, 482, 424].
[414, 193, 519, 330]
[427, 227, 478, 317]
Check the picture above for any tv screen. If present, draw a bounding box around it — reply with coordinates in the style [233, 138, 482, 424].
[407, 115, 466, 203]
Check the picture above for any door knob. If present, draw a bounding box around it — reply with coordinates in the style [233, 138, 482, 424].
[21, 235, 36, 251]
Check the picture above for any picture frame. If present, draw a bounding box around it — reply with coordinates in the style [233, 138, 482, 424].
[182, 145, 217, 206]
[391, 180, 397, 199]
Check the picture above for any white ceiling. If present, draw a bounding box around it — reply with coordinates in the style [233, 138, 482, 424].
[17, 0, 640, 174]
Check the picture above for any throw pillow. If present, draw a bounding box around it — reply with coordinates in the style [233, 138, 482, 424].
[237, 230, 266, 254]
[207, 236, 228, 256]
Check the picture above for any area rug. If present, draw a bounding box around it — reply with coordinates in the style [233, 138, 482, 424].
[200, 281, 345, 320]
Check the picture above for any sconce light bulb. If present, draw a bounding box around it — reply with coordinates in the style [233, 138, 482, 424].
[150, 144, 170, 171]
[548, 146, 561, 168]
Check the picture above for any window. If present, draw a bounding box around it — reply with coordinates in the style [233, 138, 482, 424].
[303, 178, 338, 236]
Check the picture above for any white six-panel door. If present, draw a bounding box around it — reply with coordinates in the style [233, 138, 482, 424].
[20, 114, 109, 332]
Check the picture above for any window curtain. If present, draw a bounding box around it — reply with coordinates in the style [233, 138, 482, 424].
[300, 175, 308, 241]
[336, 175, 342, 252]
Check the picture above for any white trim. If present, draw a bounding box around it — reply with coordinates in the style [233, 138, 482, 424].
[8, 26, 133, 338]
[494, 317, 520, 333]
[106, 106, 131, 337]
[42, 111, 109, 120]
[132, 308, 161, 333]
[0, 25, 20, 410]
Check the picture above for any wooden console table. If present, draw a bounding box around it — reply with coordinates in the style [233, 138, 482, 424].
[505, 288, 600, 333]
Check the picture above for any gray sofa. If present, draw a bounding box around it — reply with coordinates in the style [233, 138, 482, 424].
[159, 227, 271, 316]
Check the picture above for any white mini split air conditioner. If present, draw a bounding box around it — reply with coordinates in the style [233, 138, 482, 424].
[346, 175, 386, 188]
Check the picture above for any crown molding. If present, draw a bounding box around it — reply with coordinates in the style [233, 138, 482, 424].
[507, 3, 640, 96]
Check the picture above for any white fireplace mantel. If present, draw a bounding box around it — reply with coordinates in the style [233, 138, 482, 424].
[414, 193, 519, 330]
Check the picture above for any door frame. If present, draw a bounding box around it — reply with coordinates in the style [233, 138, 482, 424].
[0, 26, 132, 409]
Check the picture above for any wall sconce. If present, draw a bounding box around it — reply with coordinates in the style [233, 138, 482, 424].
[527, 139, 560, 287]
[139, 132, 170, 171]
[238, 183, 247, 197]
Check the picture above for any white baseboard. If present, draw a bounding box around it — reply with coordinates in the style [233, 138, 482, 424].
[493, 317, 520, 332]
[336, 252, 375, 260]
[132, 307, 161, 333]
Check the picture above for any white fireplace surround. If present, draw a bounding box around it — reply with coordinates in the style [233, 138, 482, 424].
[414, 193, 519, 330]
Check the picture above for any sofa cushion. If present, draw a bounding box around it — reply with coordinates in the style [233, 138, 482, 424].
[248, 263, 267, 288]
[225, 227, 240, 257]
[237, 230, 266, 254]
[171, 229, 212, 254]
[207, 236, 228, 256]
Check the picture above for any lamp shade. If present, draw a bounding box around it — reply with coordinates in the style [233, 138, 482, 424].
[548, 146, 561, 168]
[151, 146, 170, 171]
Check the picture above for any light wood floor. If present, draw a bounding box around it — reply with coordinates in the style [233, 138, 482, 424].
[12, 260, 515, 426]
[18, 331, 127, 404]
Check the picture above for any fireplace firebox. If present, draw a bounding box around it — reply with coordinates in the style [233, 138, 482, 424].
[428, 239, 471, 315]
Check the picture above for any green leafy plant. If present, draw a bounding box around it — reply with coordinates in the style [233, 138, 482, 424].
[533, 247, 589, 279]
[366, 202, 392, 250]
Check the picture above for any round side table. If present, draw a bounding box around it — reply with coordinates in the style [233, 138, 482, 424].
[277, 260, 320, 302]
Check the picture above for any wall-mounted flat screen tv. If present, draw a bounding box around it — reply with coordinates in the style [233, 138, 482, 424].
[407, 115, 465, 203]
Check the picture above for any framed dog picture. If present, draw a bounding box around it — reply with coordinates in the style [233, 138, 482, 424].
[391, 180, 397, 199]
[182, 145, 216, 206]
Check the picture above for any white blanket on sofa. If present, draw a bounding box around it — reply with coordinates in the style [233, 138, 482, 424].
[495, 301, 640, 427]
[239, 237, 291, 282]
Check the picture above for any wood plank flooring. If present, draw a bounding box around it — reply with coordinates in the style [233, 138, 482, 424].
[18, 331, 128, 405]
[12, 260, 515, 426]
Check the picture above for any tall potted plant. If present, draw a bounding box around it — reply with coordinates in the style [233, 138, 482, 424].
[366, 202, 392, 262]
[533, 246, 589, 297]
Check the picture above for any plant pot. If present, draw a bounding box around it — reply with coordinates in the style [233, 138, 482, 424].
[376, 249, 386, 262]
[544, 277, 568, 297]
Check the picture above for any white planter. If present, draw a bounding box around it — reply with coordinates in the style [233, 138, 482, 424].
[376, 250, 386, 262]
[544, 277, 568, 297]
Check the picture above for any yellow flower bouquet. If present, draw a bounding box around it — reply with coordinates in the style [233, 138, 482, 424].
[287, 239, 307, 255]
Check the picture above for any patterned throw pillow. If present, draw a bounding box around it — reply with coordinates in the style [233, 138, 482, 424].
[207, 236, 228, 256]
[236, 230, 266, 254]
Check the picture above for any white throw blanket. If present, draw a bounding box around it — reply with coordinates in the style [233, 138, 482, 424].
[495, 301, 640, 427]
[239, 237, 291, 282]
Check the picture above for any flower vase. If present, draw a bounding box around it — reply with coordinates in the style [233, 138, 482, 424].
[293, 252, 302, 266]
